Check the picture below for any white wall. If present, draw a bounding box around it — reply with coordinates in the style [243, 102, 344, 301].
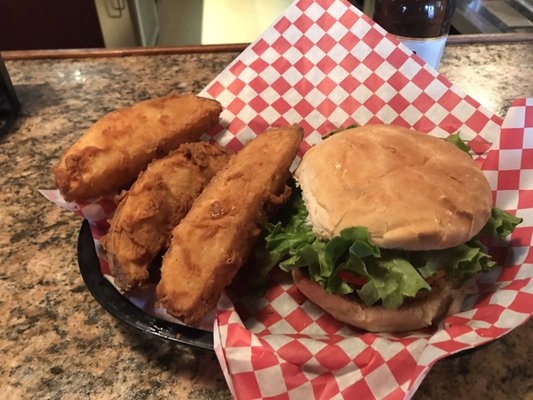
[202, 0, 293, 44]
[156, 0, 293, 46]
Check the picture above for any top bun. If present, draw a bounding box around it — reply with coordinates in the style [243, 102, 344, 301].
[294, 124, 492, 251]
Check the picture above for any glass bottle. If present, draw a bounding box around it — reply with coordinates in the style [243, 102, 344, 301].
[366, 0, 457, 69]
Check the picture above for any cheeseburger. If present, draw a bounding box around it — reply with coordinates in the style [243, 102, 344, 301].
[263, 124, 521, 332]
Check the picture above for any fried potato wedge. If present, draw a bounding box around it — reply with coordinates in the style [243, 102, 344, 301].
[157, 125, 303, 325]
[53, 94, 222, 201]
[101, 142, 231, 292]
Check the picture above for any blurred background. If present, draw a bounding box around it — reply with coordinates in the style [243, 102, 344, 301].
[0, 0, 532, 50]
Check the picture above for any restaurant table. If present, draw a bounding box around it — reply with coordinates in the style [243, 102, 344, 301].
[1, 34, 532, 400]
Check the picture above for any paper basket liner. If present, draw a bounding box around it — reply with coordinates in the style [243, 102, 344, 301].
[191, 0, 531, 399]
[41, 0, 532, 398]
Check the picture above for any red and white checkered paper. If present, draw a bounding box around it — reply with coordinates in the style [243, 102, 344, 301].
[42, 0, 532, 398]
[194, 1, 531, 399]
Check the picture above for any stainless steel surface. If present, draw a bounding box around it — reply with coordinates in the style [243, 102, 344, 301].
[453, 0, 533, 33]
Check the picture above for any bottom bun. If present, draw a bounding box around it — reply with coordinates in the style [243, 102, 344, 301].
[292, 269, 459, 332]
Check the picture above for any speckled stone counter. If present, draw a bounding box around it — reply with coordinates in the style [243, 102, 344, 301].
[1, 41, 532, 400]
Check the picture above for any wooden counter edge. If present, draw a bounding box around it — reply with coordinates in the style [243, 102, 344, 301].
[2, 33, 532, 61]
[1, 43, 249, 61]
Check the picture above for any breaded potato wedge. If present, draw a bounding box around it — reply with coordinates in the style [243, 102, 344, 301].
[53, 94, 222, 201]
[157, 125, 303, 325]
[101, 142, 231, 292]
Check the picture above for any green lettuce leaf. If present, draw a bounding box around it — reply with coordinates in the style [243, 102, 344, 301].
[322, 124, 358, 139]
[410, 242, 496, 283]
[356, 257, 431, 309]
[481, 208, 523, 238]
[263, 192, 432, 309]
[261, 189, 521, 309]
[261, 189, 315, 274]
[446, 133, 471, 155]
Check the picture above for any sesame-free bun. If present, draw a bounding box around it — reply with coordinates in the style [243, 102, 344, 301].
[292, 269, 459, 332]
[294, 124, 492, 251]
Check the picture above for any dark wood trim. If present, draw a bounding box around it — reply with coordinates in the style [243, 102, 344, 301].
[1, 43, 249, 61]
[2, 33, 532, 61]
[446, 32, 533, 45]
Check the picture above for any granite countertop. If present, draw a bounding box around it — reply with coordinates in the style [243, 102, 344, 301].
[1, 41, 532, 400]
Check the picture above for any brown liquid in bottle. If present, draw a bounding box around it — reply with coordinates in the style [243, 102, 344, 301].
[370, 0, 456, 69]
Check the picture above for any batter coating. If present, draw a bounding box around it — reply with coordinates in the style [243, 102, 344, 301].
[157, 125, 303, 325]
[53, 94, 222, 201]
[101, 142, 231, 292]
